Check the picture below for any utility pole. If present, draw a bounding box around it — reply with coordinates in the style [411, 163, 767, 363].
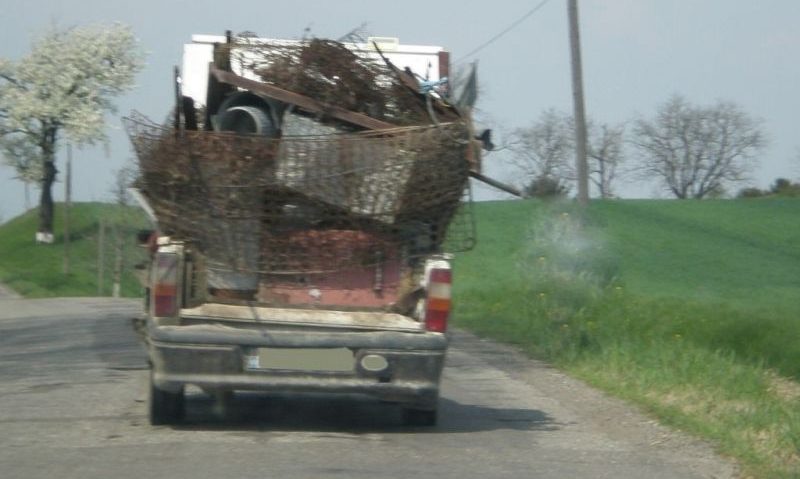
[568, 0, 589, 207]
[63, 143, 72, 274]
[98, 218, 105, 296]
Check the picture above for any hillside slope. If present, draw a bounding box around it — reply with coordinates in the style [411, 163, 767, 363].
[591, 199, 800, 314]
[0, 203, 148, 298]
[455, 198, 800, 316]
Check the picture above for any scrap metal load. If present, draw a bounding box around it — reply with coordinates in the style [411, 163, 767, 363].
[126, 35, 478, 292]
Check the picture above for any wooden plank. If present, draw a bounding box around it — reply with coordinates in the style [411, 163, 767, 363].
[209, 66, 397, 131]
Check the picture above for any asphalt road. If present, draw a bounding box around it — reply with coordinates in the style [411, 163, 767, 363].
[0, 297, 737, 479]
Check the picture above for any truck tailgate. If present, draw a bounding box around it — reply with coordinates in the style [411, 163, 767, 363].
[180, 303, 424, 333]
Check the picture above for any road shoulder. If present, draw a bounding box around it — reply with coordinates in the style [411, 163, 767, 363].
[448, 329, 740, 478]
[0, 282, 21, 300]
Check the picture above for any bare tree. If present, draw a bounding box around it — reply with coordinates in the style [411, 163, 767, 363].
[509, 109, 574, 196]
[631, 95, 765, 199]
[511, 110, 626, 199]
[0, 23, 144, 242]
[587, 121, 625, 199]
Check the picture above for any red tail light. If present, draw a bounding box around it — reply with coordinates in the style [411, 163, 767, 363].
[425, 267, 452, 333]
[153, 252, 179, 317]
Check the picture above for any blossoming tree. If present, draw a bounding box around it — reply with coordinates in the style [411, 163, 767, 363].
[0, 23, 144, 242]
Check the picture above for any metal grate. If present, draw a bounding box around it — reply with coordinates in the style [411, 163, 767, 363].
[125, 113, 475, 288]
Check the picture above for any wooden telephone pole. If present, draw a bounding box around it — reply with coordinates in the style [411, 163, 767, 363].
[568, 0, 589, 206]
[63, 143, 72, 274]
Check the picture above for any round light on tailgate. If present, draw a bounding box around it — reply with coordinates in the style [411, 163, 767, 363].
[361, 354, 389, 373]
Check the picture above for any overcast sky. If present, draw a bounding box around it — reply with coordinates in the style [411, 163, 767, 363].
[1, 0, 799, 220]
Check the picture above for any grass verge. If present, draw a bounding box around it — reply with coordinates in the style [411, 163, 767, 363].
[453, 199, 800, 478]
[0, 202, 148, 297]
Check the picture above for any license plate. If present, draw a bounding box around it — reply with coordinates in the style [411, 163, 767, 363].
[244, 348, 354, 372]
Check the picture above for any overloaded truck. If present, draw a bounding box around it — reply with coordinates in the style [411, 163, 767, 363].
[126, 32, 500, 426]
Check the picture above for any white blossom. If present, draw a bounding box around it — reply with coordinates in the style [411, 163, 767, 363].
[0, 23, 144, 233]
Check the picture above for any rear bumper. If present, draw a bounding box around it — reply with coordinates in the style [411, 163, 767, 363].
[146, 321, 446, 407]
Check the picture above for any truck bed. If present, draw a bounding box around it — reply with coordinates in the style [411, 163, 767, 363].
[180, 302, 424, 333]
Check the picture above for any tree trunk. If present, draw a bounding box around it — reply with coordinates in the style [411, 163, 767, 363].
[36, 125, 58, 243]
[37, 159, 57, 243]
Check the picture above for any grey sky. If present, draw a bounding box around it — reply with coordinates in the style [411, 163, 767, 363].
[1, 0, 799, 220]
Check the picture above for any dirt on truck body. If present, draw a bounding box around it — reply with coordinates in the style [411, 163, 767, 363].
[126, 32, 500, 426]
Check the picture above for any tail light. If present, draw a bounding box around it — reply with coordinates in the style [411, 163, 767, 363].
[153, 252, 179, 317]
[425, 267, 452, 333]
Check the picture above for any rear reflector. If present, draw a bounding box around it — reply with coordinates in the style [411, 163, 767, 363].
[153, 253, 179, 317]
[425, 267, 452, 333]
[425, 309, 449, 333]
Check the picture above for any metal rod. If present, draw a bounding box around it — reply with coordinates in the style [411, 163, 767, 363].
[469, 171, 523, 198]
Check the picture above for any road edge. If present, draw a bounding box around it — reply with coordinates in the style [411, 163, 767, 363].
[449, 329, 741, 478]
[0, 282, 21, 300]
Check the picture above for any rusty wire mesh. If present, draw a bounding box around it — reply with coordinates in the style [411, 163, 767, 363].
[125, 113, 474, 287]
[225, 38, 433, 126]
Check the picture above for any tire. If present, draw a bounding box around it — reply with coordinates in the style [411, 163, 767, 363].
[148, 370, 184, 425]
[402, 407, 438, 427]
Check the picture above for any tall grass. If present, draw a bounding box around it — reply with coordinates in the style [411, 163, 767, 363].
[568, 294, 800, 477]
[453, 199, 800, 477]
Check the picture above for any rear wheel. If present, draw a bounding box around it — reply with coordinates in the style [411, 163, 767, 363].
[148, 370, 184, 425]
[402, 407, 438, 427]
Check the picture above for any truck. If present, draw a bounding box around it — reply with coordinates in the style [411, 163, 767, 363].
[126, 32, 490, 427]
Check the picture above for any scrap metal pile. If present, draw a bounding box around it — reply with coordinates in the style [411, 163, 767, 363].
[125, 36, 477, 290]
[241, 38, 435, 126]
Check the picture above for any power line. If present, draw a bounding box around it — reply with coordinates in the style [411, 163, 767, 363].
[454, 0, 553, 64]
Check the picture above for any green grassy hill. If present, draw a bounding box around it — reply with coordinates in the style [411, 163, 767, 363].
[456, 198, 800, 314]
[0, 202, 148, 297]
[453, 198, 800, 477]
[592, 199, 800, 313]
[455, 198, 800, 379]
